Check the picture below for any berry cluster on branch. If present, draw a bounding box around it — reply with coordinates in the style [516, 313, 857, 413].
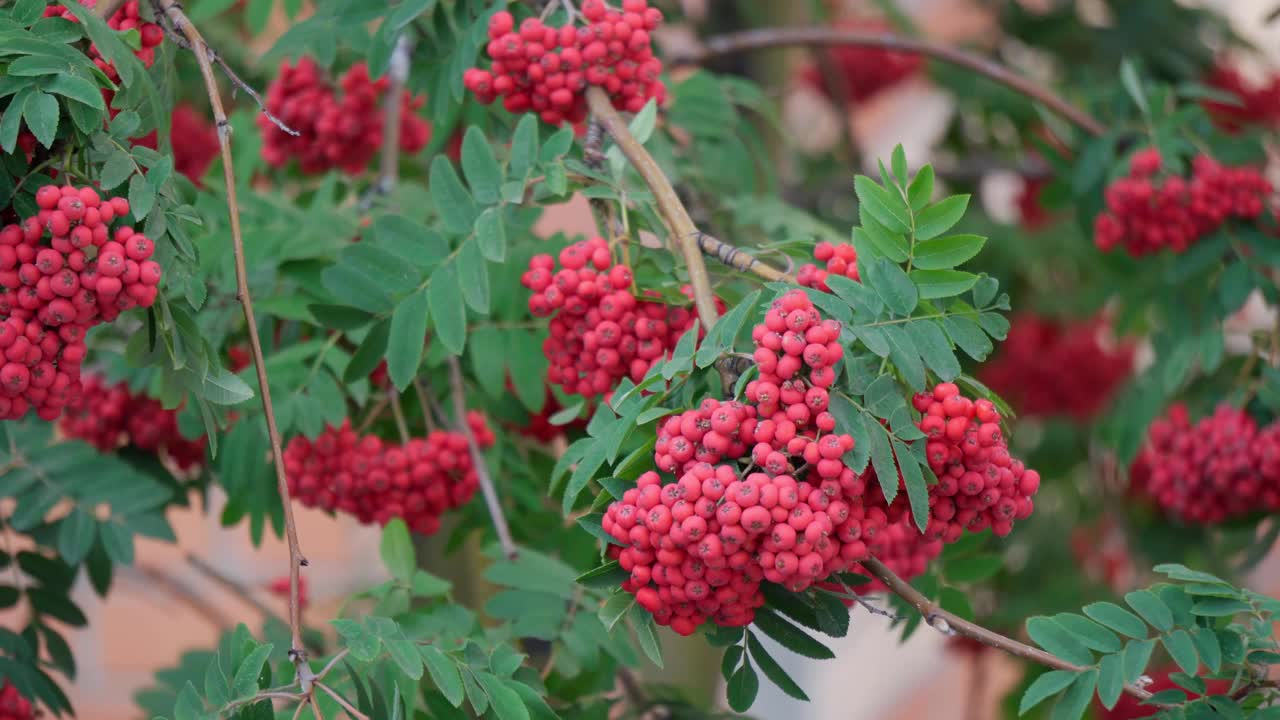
[59, 374, 206, 472]
[1204, 64, 1280, 132]
[796, 241, 859, 293]
[1093, 149, 1272, 257]
[46, 0, 164, 83]
[1131, 403, 1280, 524]
[522, 237, 704, 401]
[0, 185, 161, 420]
[464, 0, 666, 126]
[0, 683, 32, 720]
[603, 291, 1040, 634]
[259, 57, 430, 175]
[283, 413, 495, 536]
[797, 19, 923, 103]
[978, 314, 1134, 421]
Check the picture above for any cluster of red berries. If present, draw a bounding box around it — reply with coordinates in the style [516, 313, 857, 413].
[267, 575, 309, 611]
[463, 0, 666, 126]
[1204, 64, 1280, 132]
[796, 241, 859, 293]
[1130, 404, 1280, 525]
[1093, 149, 1272, 257]
[1017, 175, 1053, 231]
[0, 184, 161, 420]
[910, 383, 1039, 541]
[131, 104, 221, 185]
[521, 237, 700, 400]
[283, 413, 495, 536]
[46, 0, 163, 110]
[798, 19, 923, 103]
[979, 314, 1134, 421]
[0, 683, 31, 720]
[59, 375, 206, 471]
[259, 57, 430, 175]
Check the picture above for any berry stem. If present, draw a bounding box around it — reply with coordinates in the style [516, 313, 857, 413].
[447, 356, 519, 561]
[861, 557, 1162, 705]
[583, 87, 794, 297]
[388, 387, 411, 444]
[677, 27, 1106, 137]
[153, 0, 310, 675]
[315, 682, 370, 720]
[412, 378, 439, 434]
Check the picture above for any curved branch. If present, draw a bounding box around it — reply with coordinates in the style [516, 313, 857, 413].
[676, 27, 1105, 138]
[152, 0, 311, 677]
[447, 357, 519, 561]
[584, 89, 794, 313]
[861, 557, 1159, 705]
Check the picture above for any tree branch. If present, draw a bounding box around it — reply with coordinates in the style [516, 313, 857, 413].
[676, 27, 1105, 137]
[446, 356, 518, 561]
[361, 34, 412, 211]
[861, 557, 1159, 704]
[186, 553, 283, 623]
[584, 88, 793, 307]
[153, 0, 311, 679]
[315, 682, 369, 720]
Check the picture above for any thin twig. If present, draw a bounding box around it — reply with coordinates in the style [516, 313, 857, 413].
[92, 0, 128, 19]
[313, 649, 351, 683]
[412, 378, 439, 434]
[186, 553, 282, 622]
[148, 7, 298, 136]
[356, 393, 391, 434]
[291, 698, 309, 720]
[316, 682, 370, 720]
[154, 0, 311, 680]
[446, 356, 518, 560]
[861, 557, 1161, 705]
[388, 388, 411, 444]
[136, 563, 235, 630]
[360, 34, 413, 211]
[309, 698, 327, 720]
[677, 27, 1105, 137]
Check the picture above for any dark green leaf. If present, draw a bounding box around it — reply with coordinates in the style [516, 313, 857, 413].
[1084, 602, 1148, 639]
[430, 155, 477, 235]
[421, 646, 464, 707]
[1051, 669, 1097, 720]
[726, 660, 759, 712]
[747, 632, 807, 701]
[1124, 590, 1173, 632]
[944, 554, 1002, 584]
[1052, 613, 1121, 653]
[22, 90, 58, 148]
[386, 287, 429, 390]
[864, 259, 918, 316]
[231, 642, 273, 699]
[428, 261, 466, 355]
[904, 319, 960, 381]
[854, 175, 910, 233]
[460, 126, 502, 205]
[751, 608, 834, 659]
[1161, 630, 1199, 675]
[911, 234, 985, 270]
[56, 508, 95, 565]
[892, 438, 928, 532]
[1190, 626, 1221, 674]
[1025, 616, 1094, 666]
[1189, 598, 1251, 617]
[1097, 653, 1124, 710]
[1122, 638, 1156, 684]
[1018, 670, 1078, 715]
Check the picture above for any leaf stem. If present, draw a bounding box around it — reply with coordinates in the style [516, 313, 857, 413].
[446, 356, 518, 560]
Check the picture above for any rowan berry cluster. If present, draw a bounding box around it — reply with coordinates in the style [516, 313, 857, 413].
[283, 412, 495, 536]
[1017, 175, 1053, 231]
[0, 184, 161, 420]
[59, 375, 206, 471]
[798, 19, 923, 103]
[1093, 149, 1272, 257]
[131, 104, 221, 185]
[268, 575, 309, 611]
[521, 237, 699, 400]
[796, 241, 859, 293]
[46, 1, 164, 98]
[259, 57, 430, 175]
[978, 314, 1134, 421]
[463, 0, 667, 126]
[0, 682, 31, 720]
[1204, 64, 1280, 132]
[911, 383, 1039, 541]
[1130, 404, 1280, 525]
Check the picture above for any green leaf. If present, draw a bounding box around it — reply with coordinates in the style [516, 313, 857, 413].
[457, 240, 490, 314]
[460, 126, 502, 205]
[98, 148, 135, 191]
[386, 287, 429, 390]
[1019, 670, 1077, 715]
[751, 608, 834, 659]
[1052, 613, 1121, 653]
[890, 144, 908, 183]
[1121, 638, 1156, 684]
[231, 642, 273, 699]
[1120, 57, 1149, 116]
[128, 172, 156, 220]
[882, 325, 926, 391]
[910, 269, 979, 300]
[332, 619, 381, 662]
[1124, 590, 1173, 632]
[747, 632, 807, 701]
[726, 660, 759, 712]
[1025, 616, 1094, 666]
[892, 438, 928, 532]
[904, 319, 961, 381]
[863, 259, 918, 316]
[1190, 626, 1221, 674]
[912, 234, 985, 270]
[695, 291, 758, 368]
[475, 672, 530, 720]
[1190, 598, 1251, 617]
[1151, 564, 1228, 586]
[343, 317, 391, 384]
[661, 322, 698, 381]
[1083, 602, 1148, 639]
[941, 315, 993, 361]
[421, 646, 464, 707]
[913, 195, 969, 241]
[56, 508, 95, 565]
[1097, 653, 1124, 710]
[203, 367, 255, 405]
[475, 207, 506, 261]
[45, 74, 104, 110]
[22, 90, 58, 148]
[508, 114, 538, 181]
[855, 175, 911, 233]
[852, 223, 910, 263]
[944, 554, 1002, 584]
[429, 261, 466, 355]
[1051, 669, 1097, 720]
[374, 214, 449, 267]
[866, 415, 899, 503]
[631, 610, 664, 668]
[907, 165, 934, 210]
[380, 518, 416, 582]
[430, 155, 477, 235]
[411, 570, 450, 597]
[1161, 630, 1199, 675]
[599, 591, 635, 632]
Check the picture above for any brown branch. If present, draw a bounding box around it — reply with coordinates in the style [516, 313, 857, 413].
[587, 88, 758, 326]
[412, 378, 439, 434]
[388, 388, 410, 444]
[677, 27, 1105, 137]
[861, 557, 1159, 705]
[315, 682, 369, 720]
[154, 0, 311, 679]
[446, 356, 518, 560]
[137, 563, 235, 630]
[186, 553, 282, 622]
[361, 35, 412, 210]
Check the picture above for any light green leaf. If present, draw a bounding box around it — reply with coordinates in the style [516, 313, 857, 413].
[910, 269, 978, 300]
[863, 259, 917, 316]
[913, 195, 969, 241]
[912, 234, 986, 270]
[1121, 638, 1156, 684]
[855, 175, 911, 233]
[907, 165, 934, 210]
[22, 90, 58, 148]
[430, 155, 477, 235]
[386, 287, 430, 390]
[429, 261, 466, 355]
[457, 240, 490, 314]
[1124, 590, 1173, 632]
[421, 645, 464, 707]
[476, 207, 506, 261]
[380, 518, 416, 582]
[1026, 616, 1094, 666]
[231, 642, 273, 699]
[1083, 602, 1148, 639]
[1019, 670, 1077, 715]
[461, 126, 502, 205]
[1097, 653, 1124, 710]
